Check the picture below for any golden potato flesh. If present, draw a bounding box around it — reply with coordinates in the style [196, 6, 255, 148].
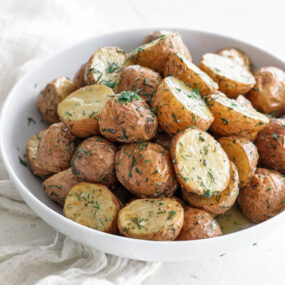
[142, 30, 173, 44]
[118, 198, 184, 241]
[177, 207, 222, 240]
[152, 76, 214, 135]
[72, 136, 117, 187]
[117, 65, 161, 103]
[255, 119, 285, 174]
[99, 91, 158, 143]
[238, 168, 285, 223]
[199, 53, 255, 98]
[37, 77, 75, 124]
[247, 67, 285, 117]
[182, 161, 239, 216]
[64, 182, 121, 233]
[170, 128, 230, 197]
[115, 142, 177, 198]
[58, 84, 114, 138]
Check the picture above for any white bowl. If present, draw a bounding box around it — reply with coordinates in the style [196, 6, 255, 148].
[1, 28, 285, 262]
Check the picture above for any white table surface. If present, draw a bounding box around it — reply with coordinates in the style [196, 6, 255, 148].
[1, 0, 285, 284]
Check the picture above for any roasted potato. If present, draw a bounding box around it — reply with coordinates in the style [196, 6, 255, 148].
[37, 122, 76, 173]
[37, 77, 75, 124]
[247, 67, 285, 117]
[238, 168, 285, 223]
[71, 136, 116, 187]
[73, 63, 88, 90]
[164, 52, 218, 96]
[218, 136, 258, 187]
[26, 129, 52, 178]
[217, 48, 252, 72]
[152, 130, 172, 149]
[142, 30, 173, 44]
[57, 84, 114, 138]
[129, 33, 191, 74]
[255, 119, 285, 174]
[117, 65, 161, 103]
[118, 198, 184, 240]
[43, 168, 82, 206]
[199, 53, 255, 98]
[206, 92, 269, 140]
[84, 47, 127, 90]
[99, 91, 158, 143]
[152, 76, 214, 135]
[170, 128, 231, 197]
[182, 161, 239, 216]
[177, 207, 222, 240]
[115, 142, 177, 198]
[64, 182, 121, 233]
[236, 94, 254, 109]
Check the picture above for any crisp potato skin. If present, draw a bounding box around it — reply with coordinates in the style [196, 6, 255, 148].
[73, 63, 87, 90]
[37, 122, 77, 173]
[64, 183, 121, 233]
[129, 33, 191, 74]
[218, 136, 258, 187]
[182, 161, 239, 216]
[217, 48, 252, 72]
[26, 130, 52, 178]
[238, 168, 285, 223]
[99, 93, 157, 143]
[247, 67, 285, 116]
[118, 198, 184, 240]
[152, 77, 214, 135]
[177, 207, 222, 240]
[115, 142, 177, 198]
[199, 53, 255, 98]
[117, 65, 161, 103]
[255, 119, 285, 174]
[72, 136, 116, 187]
[37, 77, 75, 124]
[43, 168, 82, 206]
[142, 30, 173, 44]
[206, 93, 269, 140]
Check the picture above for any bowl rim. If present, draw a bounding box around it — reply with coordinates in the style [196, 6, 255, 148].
[1, 27, 285, 249]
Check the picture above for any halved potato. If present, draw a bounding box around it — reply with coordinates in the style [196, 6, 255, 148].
[165, 52, 218, 96]
[182, 161, 239, 216]
[84, 47, 127, 90]
[206, 92, 269, 140]
[73, 63, 88, 90]
[170, 128, 231, 197]
[152, 76, 214, 135]
[58, 84, 114, 138]
[236, 94, 254, 110]
[199, 53, 255, 98]
[118, 198, 184, 240]
[64, 182, 121, 233]
[219, 136, 258, 187]
[129, 33, 191, 73]
[26, 129, 52, 178]
[142, 30, 173, 44]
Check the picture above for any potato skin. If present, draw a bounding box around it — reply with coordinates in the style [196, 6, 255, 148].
[218, 136, 258, 187]
[99, 92, 158, 143]
[72, 136, 116, 187]
[115, 142, 177, 198]
[177, 207, 222, 240]
[152, 130, 172, 149]
[73, 63, 87, 90]
[142, 30, 173, 44]
[255, 119, 285, 174]
[118, 198, 184, 241]
[43, 168, 82, 206]
[238, 168, 285, 223]
[247, 67, 285, 117]
[182, 161, 239, 216]
[217, 48, 252, 72]
[37, 122, 77, 173]
[37, 77, 75, 124]
[129, 33, 191, 74]
[117, 65, 161, 103]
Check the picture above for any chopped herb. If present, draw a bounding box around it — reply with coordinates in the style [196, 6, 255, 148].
[167, 210, 176, 220]
[27, 117, 36, 126]
[18, 156, 27, 167]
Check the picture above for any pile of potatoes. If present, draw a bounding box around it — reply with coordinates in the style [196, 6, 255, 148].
[26, 30, 285, 241]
